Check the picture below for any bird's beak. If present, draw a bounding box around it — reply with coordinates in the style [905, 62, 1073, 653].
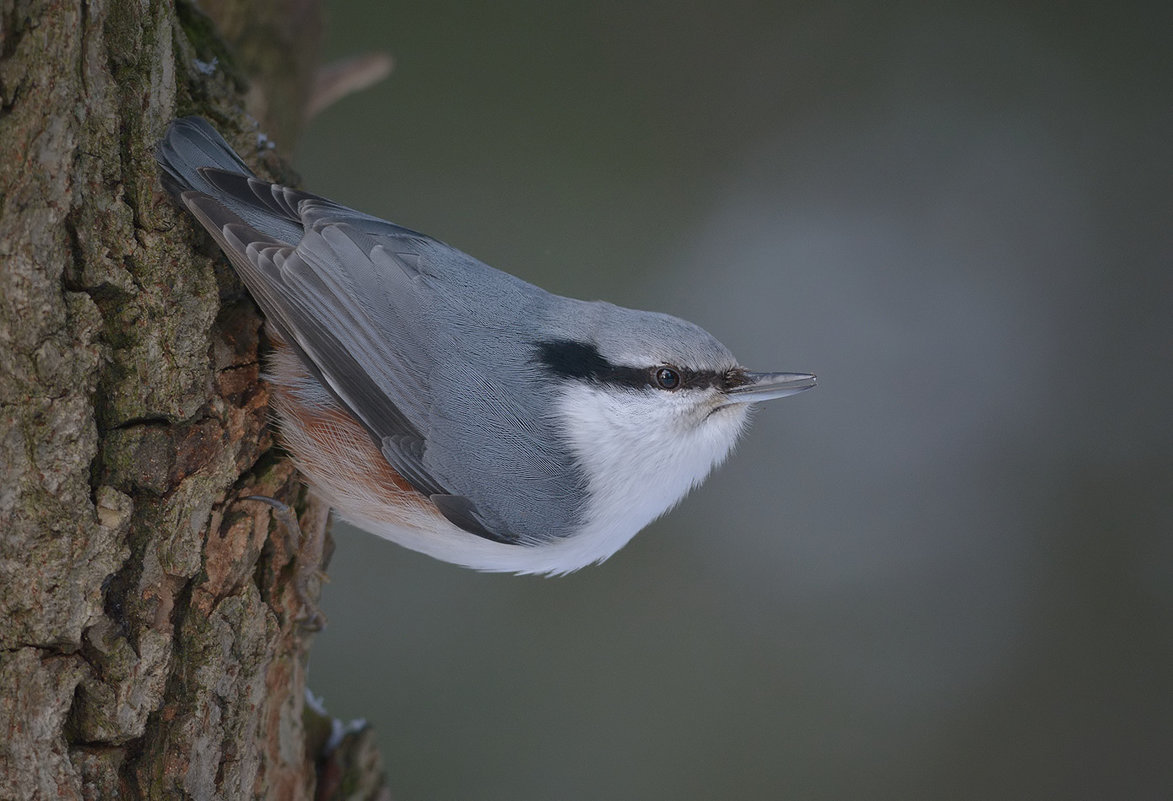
[724, 371, 816, 404]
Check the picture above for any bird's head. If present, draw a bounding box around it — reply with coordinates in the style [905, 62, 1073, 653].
[535, 302, 815, 545]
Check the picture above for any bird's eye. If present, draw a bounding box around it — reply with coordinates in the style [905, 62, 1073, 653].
[655, 367, 681, 390]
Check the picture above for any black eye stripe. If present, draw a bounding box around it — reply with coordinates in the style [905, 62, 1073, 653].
[534, 340, 647, 389]
[535, 340, 735, 391]
[665, 366, 731, 391]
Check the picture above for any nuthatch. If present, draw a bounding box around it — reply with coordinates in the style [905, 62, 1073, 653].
[157, 117, 815, 576]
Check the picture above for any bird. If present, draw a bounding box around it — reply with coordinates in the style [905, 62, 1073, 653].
[156, 116, 815, 576]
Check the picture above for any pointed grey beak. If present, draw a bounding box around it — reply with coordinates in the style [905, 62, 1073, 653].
[725, 371, 816, 403]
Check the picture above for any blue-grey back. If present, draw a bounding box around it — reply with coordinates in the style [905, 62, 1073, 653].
[157, 117, 590, 545]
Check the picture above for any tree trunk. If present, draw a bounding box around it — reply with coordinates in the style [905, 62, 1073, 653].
[0, 1, 388, 798]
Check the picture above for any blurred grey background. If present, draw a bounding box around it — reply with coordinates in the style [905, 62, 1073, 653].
[294, 2, 1172, 799]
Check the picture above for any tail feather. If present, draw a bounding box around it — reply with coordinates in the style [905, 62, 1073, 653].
[156, 117, 305, 245]
[156, 117, 254, 195]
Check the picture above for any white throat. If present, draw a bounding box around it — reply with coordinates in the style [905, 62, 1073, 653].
[551, 383, 750, 567]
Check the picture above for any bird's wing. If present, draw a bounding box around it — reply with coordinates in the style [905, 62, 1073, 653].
[178, 188, 528, 544]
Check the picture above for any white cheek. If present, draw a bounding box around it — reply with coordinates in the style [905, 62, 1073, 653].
[551, 385, 749, 566]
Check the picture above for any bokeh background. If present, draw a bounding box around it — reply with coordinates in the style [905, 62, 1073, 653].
[293, 2, 1172, 799]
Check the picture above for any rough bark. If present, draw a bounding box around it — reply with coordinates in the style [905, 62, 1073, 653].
[0, 1, 388, 798]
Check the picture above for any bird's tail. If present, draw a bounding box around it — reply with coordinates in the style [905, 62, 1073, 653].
[156, 116, 309, 245]
[155, 117, 256, 198]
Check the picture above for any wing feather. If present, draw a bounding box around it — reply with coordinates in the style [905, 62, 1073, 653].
[159, 118, 582, 545]
[182, 192, 492, 528]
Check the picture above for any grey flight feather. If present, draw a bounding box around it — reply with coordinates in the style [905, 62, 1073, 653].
[157, 117, 589, 545]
